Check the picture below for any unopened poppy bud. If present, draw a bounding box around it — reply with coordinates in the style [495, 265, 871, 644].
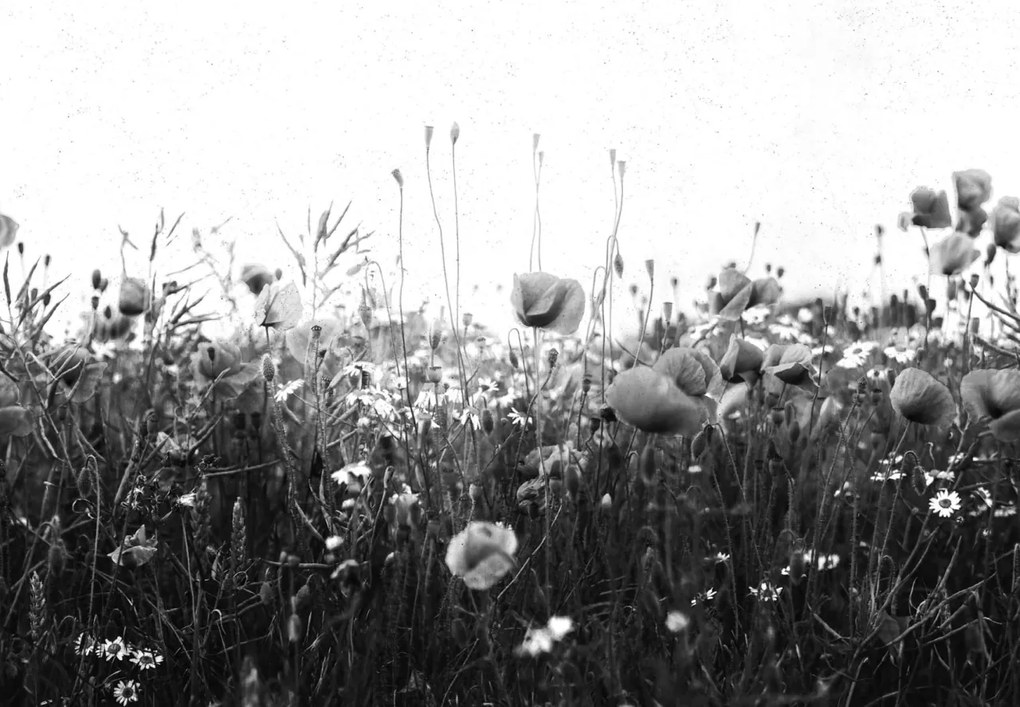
[918, 284, 929, 301]
[534, 133, 542, 153]
[691, 429, 708, 459]
[788, 420, 801, 444]
[292, 583, 312, 613]
[91, 269, 102, 290]
[645, 259, 655, 279]
[17, 243, 23, 255]
[912, 466, 928, 495]
[391, 169, 404, 187]
[705, 275, 717, 291]
[581, 373, 592, 394]
[262, 354, 275, 382]
[462, 312, 473, 327]
[608, 147, 615, 166]
[90, 295, 99, 311]
[776, 266, 785, 279]
[600, 493, 612, 510]
[547, 348, 559, 368]
[274, 268, 283, 280]
[662, 301, 673, 322]
[450, 122, 460, 144]
[260, 580, 275, 605]
[614, 252, 624, 278]
[985, 242, 997, 266]
[617, 160, 626, 179]
[508, 348, 519, 369]
[970, 273, 980, 289]
[430, 328, 441, 351]
[639, 442, 657, 484]
[599, 405, 616, 423]
[424, 125, 434, 150]
[589, 415, 601, 433]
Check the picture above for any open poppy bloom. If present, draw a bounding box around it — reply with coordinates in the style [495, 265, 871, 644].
[254, 281, 303, 331]
[445, 521, 518, 590]
[908, 187, 952, 229]
[191, 340, 261, 400]
[719, 335, 764, 385]
[606, 348, 719, 436]
[954, 169, 992, 236]
[241, 264, 274, 296]
[761, 343, 817, 395]
[711, 268, 753, 320]
[931, 232, 980, 275]
[285, 318, 345, 374]
[511, 272, 585, 334]
[889, 367, 955, 427]
[961, 368, 1020, 442]
[0, 212, 18, 249]
[991, 197, 1020, 253]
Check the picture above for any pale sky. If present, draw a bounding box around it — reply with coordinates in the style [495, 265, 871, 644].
[2, 0, 1019, 336]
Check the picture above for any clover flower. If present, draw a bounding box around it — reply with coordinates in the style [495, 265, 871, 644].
[929, 490, 962, 518]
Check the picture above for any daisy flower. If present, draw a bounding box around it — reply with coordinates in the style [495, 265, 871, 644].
[929, 490, 962, 518]
[101, 637, 130, 662]
[130, 648, 163, 670]
[691, 588, 717, 606]
[665, 610, 690, 633]
[749, 581, 783, 602]
[113, 679, 140, 705]
[74, 633, 96, 656]
[507, 409, 531, 429]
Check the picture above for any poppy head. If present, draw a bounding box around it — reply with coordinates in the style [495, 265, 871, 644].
[991, 197, 1020, 253]
[954, 168, 992, 212]
[0, 213, 18, 250]
[192, 340, 243, 381]
[605, 366, 708, 436]
[711, 268, 753, 320]
[118, 278, 151, 317]
[749, 277, 782, 308]
[961, 369, 1020, 442]
[931, 232, 980, 276]
[762, 343, 817, 395]
[909, 188, 952, 229]
[445, 521, 518, 590]
[511, 272, 585, 334]
[889, 367, 955, 427]
[241, 264, 275, 296]
[719, 336, 764, 385]
[652, 347, 722, 398]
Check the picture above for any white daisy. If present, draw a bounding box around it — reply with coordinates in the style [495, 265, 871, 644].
[691, 588, 717, 606]
[666, 610, 690, 632]
[101, 637, 129, 662]
[113, 679, 140, 705]
[929, 490, 962, 518]
[74, 633, 96, 656]
[749, 581, 783, 602]
[130, 649, 163, 670]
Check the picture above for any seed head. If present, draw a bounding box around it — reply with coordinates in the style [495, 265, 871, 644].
[261, 354, 276, 382]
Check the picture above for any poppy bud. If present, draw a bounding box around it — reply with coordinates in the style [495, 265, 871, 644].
[691, 428, 708, 459]
[547, 348, 558, 369]
[985, 242, 997, 266]
[17, 242, 23, 255]
[450, 122, 460, 144]
[91, 269, 102, 290]
[912, 465, 928, 495]
[600, 493, 612, 510]
[599, 405, 616, 424]
[292, 583, 312, 613]
[90, 295, 99, 311]
[508, 348, 519, 369]
[424, 125, 434, 149]
[119, 277, 151, 316]
[564, 463, 581, 501]
[262, 354, 276, 382]
[639, 441, 657, 484]
[589, 415, 601, 433]
[645, 259, 655, 279]
[462, 312, 473, 327]
[260, 580, 275, 606]
[617, 160, 626, 179]
[788, 419, 801, 444]
[391, 168, 404, 188]
[614, 252, 624, 278]
[608, 147, 615, 165]
[970, 273, 980, 289]
[918, 284, 929, 301]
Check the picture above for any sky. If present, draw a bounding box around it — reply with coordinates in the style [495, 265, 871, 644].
[2, 0, 1020, 337]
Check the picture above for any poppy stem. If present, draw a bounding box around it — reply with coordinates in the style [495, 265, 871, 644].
[532, 326, 553, 610]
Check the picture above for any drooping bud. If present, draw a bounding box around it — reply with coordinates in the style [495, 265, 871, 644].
[645, 259, 655, 279]
[91, 269, 102, 290]
[613, 252, 624, 278]
[424, 125, 434, 150]
[391, 169, 404, 188]
[450, 122, 460, 145]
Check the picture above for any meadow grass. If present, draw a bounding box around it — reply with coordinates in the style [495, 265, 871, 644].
[0, 149, 1019, 707]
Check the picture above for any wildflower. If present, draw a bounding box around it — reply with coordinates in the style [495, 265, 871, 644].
[804, 550, 841, 571]
[836, 341, 878, 369]
[130, 649, 163, 670]
[176, 492, 198, 509]
[331, 460, 373, 487]
[253, 280, 302, 331]
[605, 367, 705, 435]
[929, 489, 962, 518]
[711, 267, 753, 320]
[0, 212, 19, 249]
[274, 379, 304, 402]
[889, 368, 955, 427]
[74, 633, 96, 656]
[240, 264, 274, 296]
[961, 369, 1020, 442]
[907, 187, 952, 229]
[511, 272, 585, 334]
[870, 471, 904, 483]
[515, 616, 574, 656]
[665, 610, 690, 633]
[883, 345, 916, 365]
[710, 552, 730, 564]
[546, 616, 574, 640]
[991, 196, 1020, 253]
[761, 343, 817, 395]
[101, 637, 130, 662]
[118, 278, 151, 316]
[931, 232, 980, 276]
[191, 341, 261, 400]
[719, 335, 764, 385]
[994, 505, 1017, 518]
[325, 535, 343, 551]
[445, 521, 518, 590]
[954, 168, 992, 235]
[749, 581, 783, 602]
[691, 588, 717, 606]
[507, 409, 531, 429]
[113, 679, 140, 705]
[107, 526, 159, 569]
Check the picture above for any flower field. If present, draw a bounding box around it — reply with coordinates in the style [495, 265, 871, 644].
[2, 145, 1020, 706]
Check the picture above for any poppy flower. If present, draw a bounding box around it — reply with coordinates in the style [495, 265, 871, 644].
[191, 340, 261, 400]
[511, 272, 585, 334]
[95, 306, 134, 342]
[762, 343, 817, 395]
[285, 318, 344, 372]
[107, 526, 159, 569]
[908, 188, 952, 229]
[889, 368, 955, 427]
[445, 521, 518, 590]
[118, 278, 151, 316]
[954, 169, 992, 212]
[719, 336, 764, 385]
[960, 368, 1020, 442]
[0, 406, 32, 438]
[605, 366, 708, 435]
[0, 213, 18, 249]
[241, 264, 274, 296]
[749, 276, 782, 307]
[991, 197, 1020, 253]
[254, 281, 303, 331]
[711, 268, 753, 320]
[931, 232, 980, 276]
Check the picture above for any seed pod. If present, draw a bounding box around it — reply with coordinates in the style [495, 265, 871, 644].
[262, 354, 276, 382]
